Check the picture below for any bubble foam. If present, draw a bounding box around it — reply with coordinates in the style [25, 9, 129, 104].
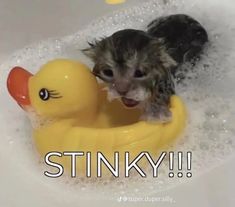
[0, 0, 235, 201]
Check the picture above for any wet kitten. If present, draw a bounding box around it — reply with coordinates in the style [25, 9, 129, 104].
[82, 14, 208, 122]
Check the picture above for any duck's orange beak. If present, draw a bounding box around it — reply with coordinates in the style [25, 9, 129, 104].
[7, 67, 33, 107]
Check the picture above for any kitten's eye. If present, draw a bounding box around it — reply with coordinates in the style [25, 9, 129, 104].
[102, 69, 114, 78]
[134, 70, 147, 78]
[39, 88, 50, 101]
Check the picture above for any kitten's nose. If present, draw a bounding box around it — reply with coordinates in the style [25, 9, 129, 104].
[115, 84, 129, 96]
[117, 89, 128, 96]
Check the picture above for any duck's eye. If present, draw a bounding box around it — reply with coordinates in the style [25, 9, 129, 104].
[102, 69, 114, 78]
[39, 89, 62, 101]
[134, 69, 147, 78]
[39, 88, 50, 101]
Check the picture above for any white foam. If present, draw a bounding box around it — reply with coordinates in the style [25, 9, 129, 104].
[0, 0, 235, 201]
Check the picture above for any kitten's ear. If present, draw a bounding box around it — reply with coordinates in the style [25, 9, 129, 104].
[150, 38, 178, 69]
[160, 52, 178, 69]
[82, 41, 98, 60]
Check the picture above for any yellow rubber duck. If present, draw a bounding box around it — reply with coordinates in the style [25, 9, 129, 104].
[105, 0, 126, 5]
[7, 59, 187, 176]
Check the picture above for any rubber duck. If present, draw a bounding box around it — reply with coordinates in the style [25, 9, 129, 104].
[7, 59, 187, 175]
[105, 0, 126, 5]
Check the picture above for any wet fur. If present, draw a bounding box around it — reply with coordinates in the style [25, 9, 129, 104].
[83, 14, 208, 122]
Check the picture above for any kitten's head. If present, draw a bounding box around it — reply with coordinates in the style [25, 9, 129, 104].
[83, 29, 176, 108]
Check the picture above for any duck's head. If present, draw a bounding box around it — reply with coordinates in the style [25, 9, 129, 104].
[7, 59, 99, 120]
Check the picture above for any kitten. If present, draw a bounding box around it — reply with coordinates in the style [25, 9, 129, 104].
[82, 14, 208, 122]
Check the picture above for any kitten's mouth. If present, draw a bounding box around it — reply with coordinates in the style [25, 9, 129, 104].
[121, 97, 140, 108]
